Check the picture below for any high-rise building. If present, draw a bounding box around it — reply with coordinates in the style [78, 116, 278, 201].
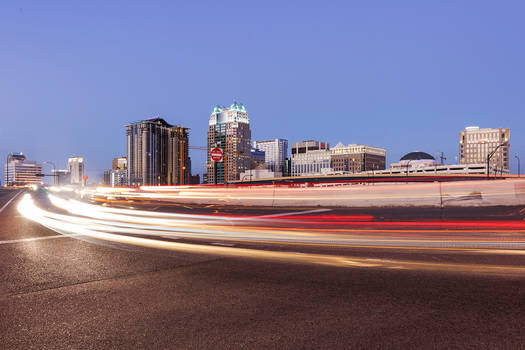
[291, 140, 331, 176]
[207, 102, 251, 184]
[253, 139, 288, 172]
[459, 126, 510, 170]
[110, 169, 128, 187]
[103, 169, 112, 186]
[4, 152, 43, 187]
[112, 157, 127, 170]
[68, 157, 84, 185]
[126, 118, 189, 186]
[250, 148, 266, 169]
[330, 142, 386, 173]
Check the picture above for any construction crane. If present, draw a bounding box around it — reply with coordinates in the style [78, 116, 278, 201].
[188, 146, 207, 151]
[188, 145, 245, 155]
[433, 152, 447, 165]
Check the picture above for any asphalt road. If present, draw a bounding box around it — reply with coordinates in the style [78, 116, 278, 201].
[2, 189, 525, 349]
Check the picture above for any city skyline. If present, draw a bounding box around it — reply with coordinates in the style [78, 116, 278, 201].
[1, 2, 524, 180]
[3, 3, 525, 348]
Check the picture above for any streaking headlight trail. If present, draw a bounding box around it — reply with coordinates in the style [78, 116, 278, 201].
[17, 191, 525, 275]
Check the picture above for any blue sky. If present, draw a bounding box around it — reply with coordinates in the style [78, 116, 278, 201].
[1, 0, 524, 181]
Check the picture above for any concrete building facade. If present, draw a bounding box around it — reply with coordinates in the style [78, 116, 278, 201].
[68, 157, 84, 185]
[207, 102, 251, 184]
[291, 141, 331, 176]
[110, 169, 128, 187]
[330, 142, 386, 173]
[4, 153, 43, 187]
[112, 157, 127, 170]
[459, 126, 510, 170]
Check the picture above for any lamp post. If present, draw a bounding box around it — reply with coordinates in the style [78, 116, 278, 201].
[487, 143, 506, 178]
[5, 153, 9, 187]
[516, 154, 521, 177]
[405, 160, 412, 176]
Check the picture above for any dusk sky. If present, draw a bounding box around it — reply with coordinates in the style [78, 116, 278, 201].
[1, 1, 524, 181]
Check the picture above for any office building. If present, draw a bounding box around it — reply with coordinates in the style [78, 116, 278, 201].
[253, 139, 288, 172]
[68, 157, 84, 185]
[250, 148, 266, 169]
[330, 142, 386, 173]
[103, 169, 112, 186]
[291, 140, 331, 176]
[190, 174, 201, 185]
[207, 102, 251, 184]
[4, 152, 43, 187]
[112, 157, 127, 170]
[459, 126, 510, 170]
[126, 117, 189, 186]
[110, 169, 128, 187]
[51, 169, 71, 186]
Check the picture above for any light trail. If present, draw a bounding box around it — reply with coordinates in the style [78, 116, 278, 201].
[15, 193, 525, 276]
[17, 191, 525, 247]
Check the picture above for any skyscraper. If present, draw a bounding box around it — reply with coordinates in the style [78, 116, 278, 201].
[126, 117, 189, 186]
[67, 157, 84, 185]
[459, 126, 510, 170]
[253, 139, 288, 172]
[207, 102, 251, 184]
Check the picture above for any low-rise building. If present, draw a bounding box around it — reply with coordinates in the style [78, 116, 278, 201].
[291, 140, 331, 176]
[330, 142, 386, 173]
[239, 168, 282, 181]
[4, 152, 43, 187]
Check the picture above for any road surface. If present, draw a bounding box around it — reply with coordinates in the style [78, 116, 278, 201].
[1, 188, 525, 349]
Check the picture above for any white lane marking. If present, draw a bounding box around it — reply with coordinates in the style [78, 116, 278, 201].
[0, 234, 78, 245]
[212, 242, 235, 247]
[0, 191, 23, 214]
[259, 208, 332, 218]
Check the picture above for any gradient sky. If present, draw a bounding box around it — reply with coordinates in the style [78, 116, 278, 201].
[1, 0, 524, 181]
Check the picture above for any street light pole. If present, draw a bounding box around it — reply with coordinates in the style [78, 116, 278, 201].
[516, 154, 520, 177]
[5, 153, 9, 187]
[487, 143, 506, 178]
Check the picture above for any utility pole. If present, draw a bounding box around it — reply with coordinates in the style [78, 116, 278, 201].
[516, 154, 520, 177]
[487, 143, 506, 178]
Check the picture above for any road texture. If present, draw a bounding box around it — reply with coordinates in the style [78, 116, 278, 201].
[2, 188, 525, 349]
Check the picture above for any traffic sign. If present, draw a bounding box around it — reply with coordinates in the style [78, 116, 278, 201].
[210, 148, 224, 162]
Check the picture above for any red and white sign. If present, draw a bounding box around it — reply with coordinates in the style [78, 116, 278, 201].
[210, 148, 224, 162]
